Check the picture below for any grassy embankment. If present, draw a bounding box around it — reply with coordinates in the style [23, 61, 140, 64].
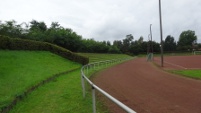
[80, 53, 132, 63]
[0, 50, 81, 111]
[0, 51, 132, 113]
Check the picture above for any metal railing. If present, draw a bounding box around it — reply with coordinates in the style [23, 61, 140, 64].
[81, 58, 136, 113]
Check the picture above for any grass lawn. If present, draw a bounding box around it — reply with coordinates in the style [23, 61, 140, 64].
[171, 70, 201, 79]
[0, 50, 81, 109]
[1, 51, 132, 113]
[9, 70, 104, 113]
[79, 53, 132, 63]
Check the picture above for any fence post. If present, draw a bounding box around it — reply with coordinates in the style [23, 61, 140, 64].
[92, 85, 96, 113]
[81, 73, 86, 97]
[87, 65, 89, 75]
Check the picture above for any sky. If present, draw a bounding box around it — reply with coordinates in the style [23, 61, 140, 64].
[1, 0, 201, 43]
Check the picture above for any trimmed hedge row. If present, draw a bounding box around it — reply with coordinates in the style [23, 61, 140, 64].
[0, 35, 89, 65]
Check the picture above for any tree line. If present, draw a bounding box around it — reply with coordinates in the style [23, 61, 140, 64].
[0, 20, 200, 55]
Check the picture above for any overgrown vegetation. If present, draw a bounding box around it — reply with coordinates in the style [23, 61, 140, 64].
[1, 20, 200, 55]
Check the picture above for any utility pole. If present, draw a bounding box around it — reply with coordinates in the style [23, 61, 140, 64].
[150, 24, 153, 53]
[150, 24, 153, 61]
[159, 0, 164, 67]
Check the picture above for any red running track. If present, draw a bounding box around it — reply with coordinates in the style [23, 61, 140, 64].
[92, 57, 201, 113]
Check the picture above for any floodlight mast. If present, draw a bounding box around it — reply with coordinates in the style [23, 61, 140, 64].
[159, 0, 164, 67]
[150, 24, 153, 53]
[147, 34, 150, 54]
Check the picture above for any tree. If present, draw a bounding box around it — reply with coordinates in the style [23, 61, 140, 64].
[50, 22, 61, 29]
[27, 20, 48, 41]
[106, 41, 111, 46]
[130, 40, 142, 55]
[138, 36, 144, 44]
[164, 35, 176, 51]
[152, 41, 160, 53]
[113, 40, 123, 51]
[108, 45, 121, 53]
[177, 30, 197, 50]
[0, 20, 24, 38]
[122, 34, 134, 53]
[30, 20, 47, 32]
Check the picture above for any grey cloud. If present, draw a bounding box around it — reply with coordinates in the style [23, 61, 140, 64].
[0, 0, 201, 43]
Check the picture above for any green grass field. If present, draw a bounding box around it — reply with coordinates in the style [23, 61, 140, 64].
[0, 50, 81, 110]
[171, 70, 201, 79]
[79, 53, 132, 63]
[9, 70, 98, 113]
[0, 51, 132, 113]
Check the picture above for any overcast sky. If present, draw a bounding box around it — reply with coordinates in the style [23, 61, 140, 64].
[1, 0, 201, 43]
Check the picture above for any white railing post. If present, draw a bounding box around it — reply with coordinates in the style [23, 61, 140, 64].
[81, 72, 86, 97]
[87, 65, 89, 75]
[92, 85, 96, 113]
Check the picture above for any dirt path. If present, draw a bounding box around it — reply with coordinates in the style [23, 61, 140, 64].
[92, 58, 201, 113]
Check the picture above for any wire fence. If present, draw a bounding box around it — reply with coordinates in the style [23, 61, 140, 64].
[81, 58, 137, 113]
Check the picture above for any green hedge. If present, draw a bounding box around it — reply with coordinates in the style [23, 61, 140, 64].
[0, 35, 89, 65]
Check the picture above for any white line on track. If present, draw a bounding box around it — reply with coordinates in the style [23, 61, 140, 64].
[154, 59, 187, 69]
[163, 61, 187, 69]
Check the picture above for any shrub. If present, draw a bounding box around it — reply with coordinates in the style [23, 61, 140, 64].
[0, 35, 9, 49]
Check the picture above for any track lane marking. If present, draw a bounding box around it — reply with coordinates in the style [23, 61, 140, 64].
[154, 59, 187, 69]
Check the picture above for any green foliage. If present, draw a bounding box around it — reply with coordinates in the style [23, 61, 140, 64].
[122, 34, 134, 53]
[0, 20, 25, 39]
[152, 41, 160, 52]
[0, 20, 83, 52]
[1, 20, 201, 55]
[164, 35, 177, 52]
[29, 20, 47, 32]
[108, 45, 121, 53]
[0, 35, 9, 49]
[113, 40, 123, 51]
[79, 39, 110, 53]
[0, 35, 89, 65]
[177, 30, 197, 50]
[130, 41, 142, 55]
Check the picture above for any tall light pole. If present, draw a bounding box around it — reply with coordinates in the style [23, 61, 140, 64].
[147, 34, 150, 54]
[150, 24, 153, 53]
[159, 0, 164, 67]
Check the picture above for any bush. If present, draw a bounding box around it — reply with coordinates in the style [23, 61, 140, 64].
[0, 35, 89, 65]
[0, 35, 9, 49]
